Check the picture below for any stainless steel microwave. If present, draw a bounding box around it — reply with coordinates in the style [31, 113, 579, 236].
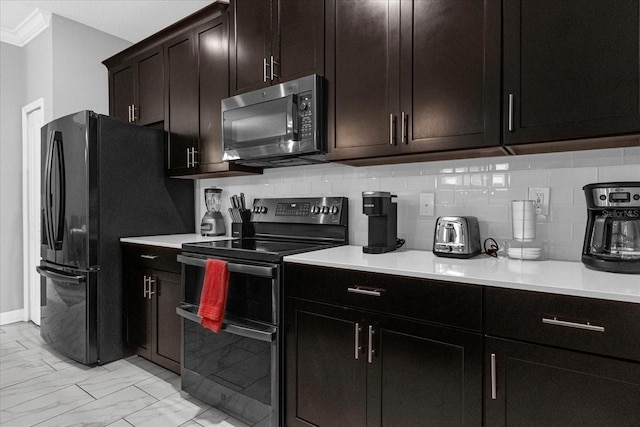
[221, 74, 325, 167]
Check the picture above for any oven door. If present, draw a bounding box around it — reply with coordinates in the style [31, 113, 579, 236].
[176, 253, 281, 426]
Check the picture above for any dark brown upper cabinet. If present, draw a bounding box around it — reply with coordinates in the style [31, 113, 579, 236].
[503, 0, 640, 146]
[165, 15, 261, 178]
[326, 0, 501, 162]
[107, 46, 164, 125]
[229, 0, 325, 95]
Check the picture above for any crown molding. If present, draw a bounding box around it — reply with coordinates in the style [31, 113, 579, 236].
[1, 9, 51, 47]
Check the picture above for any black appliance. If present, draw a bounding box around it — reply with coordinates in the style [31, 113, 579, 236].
[221, 74, 326, 168]
[37, 111, 194, 365]
[362, 191, 398, 253]
[582, 182, 640, 274]
[177, 197, 348, 426]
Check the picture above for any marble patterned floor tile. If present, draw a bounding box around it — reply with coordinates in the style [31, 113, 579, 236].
[0, 357, 55, 389]
[124, 391, 211, 427]
[77, 361, 158, 399]
[134, 369, 181, 400]
[0, 322, 36, 333]
[35, 385, 157, 427]
[0, 339, 27, 357]
[1, 362, 108, 409]
[0, 384, 94, 427]
[107, 419, 135, 427]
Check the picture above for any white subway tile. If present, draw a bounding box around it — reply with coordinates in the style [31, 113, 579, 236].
[573, 148, 624, 167]
[597, 164, 640, 182]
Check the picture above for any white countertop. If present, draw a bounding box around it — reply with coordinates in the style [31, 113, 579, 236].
[120, 233, 233, 249]
[284, 245, 640, 304]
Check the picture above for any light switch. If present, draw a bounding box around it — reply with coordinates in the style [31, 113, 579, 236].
[420, 193, 435, 216]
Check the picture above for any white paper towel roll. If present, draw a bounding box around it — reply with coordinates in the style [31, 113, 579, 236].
[512, 200, 536, 241]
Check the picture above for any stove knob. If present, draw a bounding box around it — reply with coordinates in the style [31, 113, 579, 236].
[330, 206, 339, 215]
[260, 206, 268, 214]
[321, 206, 329, 214]
[252, 206, 260, 213]
[312, 205, 321, 214]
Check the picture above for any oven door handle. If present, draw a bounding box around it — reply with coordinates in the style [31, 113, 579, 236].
[176, 305, 276, 342]
[177, 254, 276, 278]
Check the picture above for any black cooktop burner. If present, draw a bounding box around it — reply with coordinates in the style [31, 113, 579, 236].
[182, 238, 340, 263]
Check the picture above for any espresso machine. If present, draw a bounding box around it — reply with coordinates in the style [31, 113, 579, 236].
[582, 182, 640, 274]
[362, 191, 398, 254]
[201, 187, 226, 236]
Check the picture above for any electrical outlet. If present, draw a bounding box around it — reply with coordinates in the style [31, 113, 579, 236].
[420, 192, 435, 216]
[528, 187, 550, 216]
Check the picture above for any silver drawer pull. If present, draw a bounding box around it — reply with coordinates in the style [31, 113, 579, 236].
[140, 254, 159, 260]
[348, 287, 383, 297]
[542, 317, 605, 332]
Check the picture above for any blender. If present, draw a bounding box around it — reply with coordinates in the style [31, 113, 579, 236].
[201, 187, 226, 236]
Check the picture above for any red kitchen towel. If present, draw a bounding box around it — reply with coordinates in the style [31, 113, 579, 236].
[197, 259, 230, 333]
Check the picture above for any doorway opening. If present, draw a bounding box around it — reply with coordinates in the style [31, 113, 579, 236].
[22, 98, 44, 325]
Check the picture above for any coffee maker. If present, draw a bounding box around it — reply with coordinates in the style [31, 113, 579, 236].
[362, 191, 398, 254]
[201, 187, 226, 236]
[582, 182, 640, 274]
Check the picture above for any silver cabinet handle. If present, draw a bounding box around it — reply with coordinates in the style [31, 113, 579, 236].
[270, 55, 279, 80]
[490, 353, 497, 400]
[263, 57, 268, 83]
[389, 114, 396, 145]
[131, 104, 138, 122]
[128, 105, 132, 122]
[347, 287, 383, 297]
[147, 277, 156, 298]
[354, 323, 362, 360]
[367, 325, 376, 363]
[186, 147, 191, 168]
[191, 148, 198, 166]
[143, 275, 149, 298]
[401, 111, 407, 144]
[508, 93, 514, 132]
[140, 254, 159, 260]
[542, 317, 605, 332]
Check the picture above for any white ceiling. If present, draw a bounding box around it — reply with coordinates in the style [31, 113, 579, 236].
[0, 0, 217, 45]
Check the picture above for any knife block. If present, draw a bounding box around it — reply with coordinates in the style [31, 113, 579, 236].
[231, 210, 254, 238]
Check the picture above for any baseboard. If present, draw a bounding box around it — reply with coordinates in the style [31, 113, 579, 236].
[0, 309, 25, 326]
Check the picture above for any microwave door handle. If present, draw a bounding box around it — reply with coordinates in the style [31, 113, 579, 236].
[286, 94, 298, 141]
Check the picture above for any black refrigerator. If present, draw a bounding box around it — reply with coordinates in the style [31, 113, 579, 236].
[37, 110, 194, 365]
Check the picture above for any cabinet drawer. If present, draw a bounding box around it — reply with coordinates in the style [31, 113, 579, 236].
[485, 287, 640, 362]
[284, 263, 482, 331]
[121, 243, 181, 274]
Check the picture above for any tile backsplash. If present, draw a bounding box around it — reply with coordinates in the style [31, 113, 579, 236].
[196, 147, 640, 262]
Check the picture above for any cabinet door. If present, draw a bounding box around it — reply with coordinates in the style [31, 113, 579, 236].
[195, 17, 228, 167]
[372, 317, 483, 427]
[152, 270, 181, 373]
[276, 0, 324, 83]
[165, 31, 197, 172]
[486, 337, 640, 427]
[123, 267, 152, 359]
[286, 300, 368, 427]
[229, 0, 272, 95]
[400, 0, 500, 153]
[109, 63, 134, 123]
[504, 0, 640, 144]
[326, 0, 401, 160]
[135, 48, 164, 125]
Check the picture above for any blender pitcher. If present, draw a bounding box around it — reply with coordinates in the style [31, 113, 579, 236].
[201, 187, 225, 236]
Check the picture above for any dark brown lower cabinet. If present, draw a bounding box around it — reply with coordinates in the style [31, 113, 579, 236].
[286, 299, 482, 427]
[485, 337, 640, 427]
[122, 244, 182, 373]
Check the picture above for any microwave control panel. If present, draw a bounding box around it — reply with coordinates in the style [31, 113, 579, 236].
[298, 91, 314, 140]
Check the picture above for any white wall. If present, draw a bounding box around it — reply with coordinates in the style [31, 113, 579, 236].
[197, 146, 640, 262]
[0, 42, 26, 314]
[0, 15, 131, 320]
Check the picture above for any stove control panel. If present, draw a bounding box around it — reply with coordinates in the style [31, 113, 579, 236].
[252, 197, 348, 225]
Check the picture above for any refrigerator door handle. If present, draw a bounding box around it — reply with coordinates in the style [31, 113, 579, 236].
[43, 131, 55, 250]
[36, 266, 86, 284]
[50, 131, 66, 250]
